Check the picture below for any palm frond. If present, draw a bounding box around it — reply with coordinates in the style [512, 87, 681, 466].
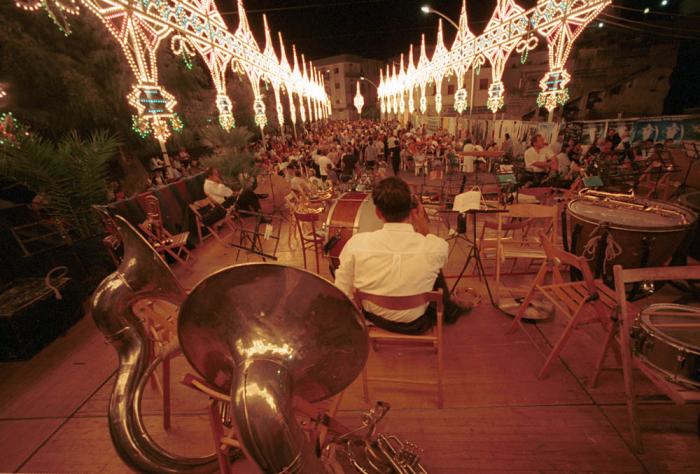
[1, 130, 120, 239]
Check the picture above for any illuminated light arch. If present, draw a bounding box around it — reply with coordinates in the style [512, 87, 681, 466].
[451, 1, 475, 115]
[406, 44, 417, 114]
[379, 0, 612, 116]
[15, 0, 329, 141]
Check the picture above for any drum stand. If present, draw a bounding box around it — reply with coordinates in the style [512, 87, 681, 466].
[677, 142, 700, 196]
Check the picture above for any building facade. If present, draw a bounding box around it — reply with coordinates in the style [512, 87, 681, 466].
[315, 54, 382, 121]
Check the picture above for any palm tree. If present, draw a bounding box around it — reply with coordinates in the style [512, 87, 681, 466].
[200, 126, 256, 189]
[0, 130, 120, 239]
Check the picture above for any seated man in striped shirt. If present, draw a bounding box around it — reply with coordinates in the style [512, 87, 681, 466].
[334, 177, 471, 334]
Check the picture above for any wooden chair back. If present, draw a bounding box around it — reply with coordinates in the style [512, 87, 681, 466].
[539, 232, 597, 294]
[294, 211, 322, 223]
[293, 211, 324, 272]
[504, 203, 558, 239]
[614, 264, 700, 330]
[354, 290, 443, 313]
[143, 195, 165, 240]
[354, 289, 445, 408]
[613, 263, 700, 452]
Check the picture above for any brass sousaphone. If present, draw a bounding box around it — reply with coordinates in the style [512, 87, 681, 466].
[91, 214, 426, 473]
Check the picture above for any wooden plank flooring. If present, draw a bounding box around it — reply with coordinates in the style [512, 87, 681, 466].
[1, 173, 699, 473]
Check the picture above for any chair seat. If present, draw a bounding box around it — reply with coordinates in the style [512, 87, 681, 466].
[500, 245, 546, 259]
[537, 279, 618, 314]
[157, 232, 189, 249]
[369, 326, 437, 344]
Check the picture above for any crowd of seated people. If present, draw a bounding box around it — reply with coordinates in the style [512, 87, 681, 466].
[147, 148, 202, 188]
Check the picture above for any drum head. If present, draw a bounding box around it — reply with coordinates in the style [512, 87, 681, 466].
[568, 199, 696, 231]
[640, 304, 700, 354]
[356, 196, 383, 234]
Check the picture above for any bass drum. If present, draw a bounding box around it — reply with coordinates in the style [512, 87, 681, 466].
[632, 304, 700, 389]
[325, 192, 383, 271]
[567, 195, 697, 277]
[679, 191, 700, 261]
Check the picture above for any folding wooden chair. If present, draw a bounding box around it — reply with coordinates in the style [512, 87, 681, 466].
[294, 211, 325, 273]
[189, 197, 236, 244]
[132, 299, 179, 431]
[139, 195, 192, 267]
[354, 290, 445, 408]
[94, 208, 122, 266]
[508, 233, 618, 381]
[479, 203, 558, 303]
[612, 264, 700, 453]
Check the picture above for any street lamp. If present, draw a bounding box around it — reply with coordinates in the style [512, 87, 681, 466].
[421, 5, 460, 30]
[360, 76, 379, 89]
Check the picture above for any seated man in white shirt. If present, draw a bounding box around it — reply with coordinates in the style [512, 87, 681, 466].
[522, 134, 553, 185]
[334, 177, 468, 335]
[203, 167, 236, 208]
[203, 167, 267, 219]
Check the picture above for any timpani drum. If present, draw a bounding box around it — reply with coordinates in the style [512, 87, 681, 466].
[567, 190, 697, 276]
[325, 192, 383, 270]
[632, 304, 700, 389]
[679, 191, 700, 261]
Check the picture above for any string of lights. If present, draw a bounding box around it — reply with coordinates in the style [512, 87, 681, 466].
[610, 4, 699, 18]
[14, 0, 331, 143]
[378, 0, 612, 116]
[599, 14, 700, 40]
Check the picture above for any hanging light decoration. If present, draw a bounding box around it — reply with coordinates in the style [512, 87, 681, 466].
[378, 0, 612, 116]
[15, 0, 329, 140]
[354, 81, 365, 115]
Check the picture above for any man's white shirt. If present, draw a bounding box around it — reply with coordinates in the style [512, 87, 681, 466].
[203, 179, 233, 205]
[334, 223, 448, 322]
[523, 146, 553, 172]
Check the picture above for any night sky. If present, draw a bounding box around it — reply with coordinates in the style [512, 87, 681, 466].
[219, 0, 539, 61]
[217, 1, 692, 63]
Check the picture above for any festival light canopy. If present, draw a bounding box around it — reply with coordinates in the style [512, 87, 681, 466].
[14, 0, 331, 142]
[378, 0, 612, 117]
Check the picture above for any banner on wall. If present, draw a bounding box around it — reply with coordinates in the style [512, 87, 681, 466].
[569, 115, 700, 145]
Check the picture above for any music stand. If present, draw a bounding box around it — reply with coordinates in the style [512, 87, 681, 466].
[448, 189, 506, 307]
[449, 208, 507, 308]
[229, 211, 281, 261]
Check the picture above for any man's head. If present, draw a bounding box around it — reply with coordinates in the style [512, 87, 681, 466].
[505, 133, 510, 140]
[372, 177, 414, 223]
[207, 167, 221, 181]
[531, 134, 545, 149]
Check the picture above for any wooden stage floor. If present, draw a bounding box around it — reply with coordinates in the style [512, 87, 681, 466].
[1, 174, 699, 473]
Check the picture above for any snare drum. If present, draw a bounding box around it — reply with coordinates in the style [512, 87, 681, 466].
[632, 304, 700, 389]
[325, 192, 383, 270]
[679, 191, 700, 261]
[567, 193, 697, 276]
